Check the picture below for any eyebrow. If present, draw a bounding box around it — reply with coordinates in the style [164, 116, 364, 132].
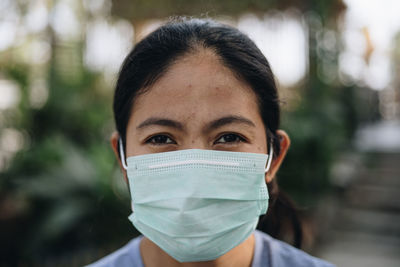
[136, 115, 255, 132]
[136, 117, 185, 131]
[205, 115, 256, 133]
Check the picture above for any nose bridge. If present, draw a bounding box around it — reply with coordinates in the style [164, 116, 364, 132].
[180, 111, 209, 150]
[181, 135, 208, 150]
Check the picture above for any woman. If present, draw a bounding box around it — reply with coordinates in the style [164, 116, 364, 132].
[88, 18, 334, 267]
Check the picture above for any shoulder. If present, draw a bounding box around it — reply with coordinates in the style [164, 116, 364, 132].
[253, 230, 335, 267]
[85, 236, 144, 267]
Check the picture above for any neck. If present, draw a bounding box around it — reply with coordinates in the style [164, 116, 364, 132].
[140, 234, 255, 267]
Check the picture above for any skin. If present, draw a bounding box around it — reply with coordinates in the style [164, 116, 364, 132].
[111, 48, 290, 267]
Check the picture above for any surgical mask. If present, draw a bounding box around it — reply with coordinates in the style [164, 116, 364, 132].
[119, 141, 273, 262]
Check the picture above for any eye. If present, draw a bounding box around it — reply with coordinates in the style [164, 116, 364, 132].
[215, 133, 246, 144]
[146, 134, 176, 145]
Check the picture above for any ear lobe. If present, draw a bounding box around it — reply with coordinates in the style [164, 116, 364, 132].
[265, 130, 290, 183]
[110, 131, 129, 184]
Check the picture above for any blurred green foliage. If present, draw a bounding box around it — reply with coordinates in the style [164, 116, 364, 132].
[1, 45, 137, 265]
[0, 0, 382, 265]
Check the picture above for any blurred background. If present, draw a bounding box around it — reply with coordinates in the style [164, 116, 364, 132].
[0, 0, 399, 266]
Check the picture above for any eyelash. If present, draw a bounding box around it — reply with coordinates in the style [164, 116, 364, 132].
[214, 133, 246, 144]
[145, 134, 176, 145]
[145, 133, 247, 146]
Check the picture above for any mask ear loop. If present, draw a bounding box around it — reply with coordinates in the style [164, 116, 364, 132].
[264, 144, 274, 173]
[119, 138, 133, 211]
[119, 138, 128, 170]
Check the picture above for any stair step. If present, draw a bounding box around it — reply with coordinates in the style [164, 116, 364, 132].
[317, 230, 400, 267]
[355, 169, 400, 187]
[345, 185, 400, 211]
[330, 208, 400, 236]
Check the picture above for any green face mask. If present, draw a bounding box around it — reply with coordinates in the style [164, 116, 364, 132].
[119, 141, 273, 262]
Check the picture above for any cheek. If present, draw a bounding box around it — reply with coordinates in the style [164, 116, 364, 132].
[125, 131, 147, 157]
[255, 140, 267, 153]
[254, 130, 268, 153]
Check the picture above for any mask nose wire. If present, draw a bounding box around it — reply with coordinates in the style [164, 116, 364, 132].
[120, 137, 274, 172]
[119, 138, 128, 170]
[264, 144, 274, 174]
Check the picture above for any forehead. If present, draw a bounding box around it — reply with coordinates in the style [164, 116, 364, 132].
[129, 49, 261, 123]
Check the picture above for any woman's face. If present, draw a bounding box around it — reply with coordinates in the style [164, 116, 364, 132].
[124, 49, 268, 158]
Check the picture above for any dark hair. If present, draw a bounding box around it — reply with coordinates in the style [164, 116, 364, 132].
[113, 17, 302, 248]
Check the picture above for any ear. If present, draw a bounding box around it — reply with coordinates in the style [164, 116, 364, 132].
[110, 131, 129, 184]
[265, 130, 290, 183]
